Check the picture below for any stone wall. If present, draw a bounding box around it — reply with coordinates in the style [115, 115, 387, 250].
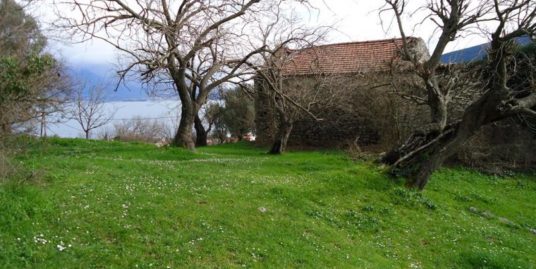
[455, 120, 536, 172]
[255, 72, 429, 151]
[255, 70, 536, 171]
[254, 77, 278, 145]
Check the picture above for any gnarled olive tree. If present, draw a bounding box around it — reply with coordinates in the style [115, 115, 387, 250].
[381, 0, 536, 189]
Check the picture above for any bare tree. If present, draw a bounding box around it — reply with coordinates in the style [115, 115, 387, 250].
[244, 12, 332, 154]
[71, 85, 114, 139]
[381, 0, 489, 131]
[255, 62, 337, 154]
[380, 0, 536, 189]
[55, 0, 305, 150]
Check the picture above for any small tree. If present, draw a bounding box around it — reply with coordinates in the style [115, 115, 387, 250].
[197, 90, 255, 144]
[203, 102, 228, 144]
[71, 85, 114, 139]
[221, 88, 256, 141]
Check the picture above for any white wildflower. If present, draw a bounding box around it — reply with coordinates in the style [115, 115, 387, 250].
[33, 234, 48, 245]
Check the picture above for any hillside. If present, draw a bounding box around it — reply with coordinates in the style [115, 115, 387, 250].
[1, 139, 535, 268]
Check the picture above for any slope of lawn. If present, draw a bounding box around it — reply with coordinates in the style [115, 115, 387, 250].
[1, 138, 535, 268]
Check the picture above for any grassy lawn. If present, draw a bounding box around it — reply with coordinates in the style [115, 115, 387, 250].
[1, 138, 535, 268]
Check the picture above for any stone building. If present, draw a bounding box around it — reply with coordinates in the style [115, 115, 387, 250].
[255, 37, 429, 150]
[255, 37, 536, 172]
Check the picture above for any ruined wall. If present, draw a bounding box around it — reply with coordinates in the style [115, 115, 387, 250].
[455, 118, 536, 173]
[289, 74, 429, 150]
[254, 77, 277, 145]
[255, 72, 429, 151]
[255, 68, 536, 171]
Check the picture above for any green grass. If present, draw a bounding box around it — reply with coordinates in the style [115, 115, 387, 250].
[1, 138, 535, 268]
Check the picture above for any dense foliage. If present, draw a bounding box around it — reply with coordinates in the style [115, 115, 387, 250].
[0, 0, 65, 135]
[220, 88, 256, 139]
[205, 88, 256, 141]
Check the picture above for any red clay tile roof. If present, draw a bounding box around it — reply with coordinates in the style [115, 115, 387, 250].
[280, 38, 413, 76]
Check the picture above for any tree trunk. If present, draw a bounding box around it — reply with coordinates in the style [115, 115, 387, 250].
[269, 119, 293, 155]
[173, 103, 196, 150]
[85, 130, 90, 139]
[171, 68, 198, 151]
[194, 114, 208, 147]
[383, 90, 510, 190]
[388, 125, 461, 190]
[425, 78, 449, 131]
[429, 91, 448, 131]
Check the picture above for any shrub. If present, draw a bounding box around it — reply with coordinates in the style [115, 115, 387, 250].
[0, 136, 40, 183]
[103, 117, 173, 143]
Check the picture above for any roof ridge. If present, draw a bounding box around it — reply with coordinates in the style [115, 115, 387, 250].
[296, 37, 416, 51]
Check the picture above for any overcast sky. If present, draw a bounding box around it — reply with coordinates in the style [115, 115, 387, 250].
[35, 0, 492, 64]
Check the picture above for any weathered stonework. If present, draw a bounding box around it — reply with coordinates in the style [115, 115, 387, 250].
[254, 38, 536, 170]
[255, 38, 432, 150]
[254, 77, 278, 145]
[255, 72, 429, 150]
